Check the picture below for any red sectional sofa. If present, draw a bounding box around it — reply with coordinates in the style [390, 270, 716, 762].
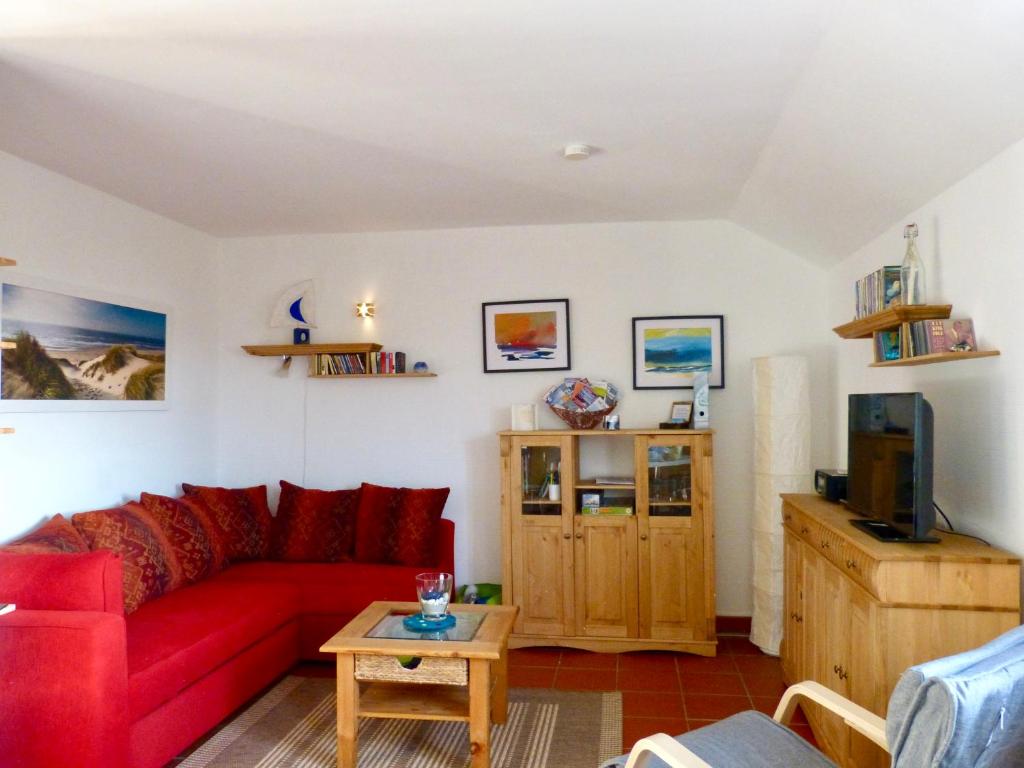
[0, 509, 454, 768]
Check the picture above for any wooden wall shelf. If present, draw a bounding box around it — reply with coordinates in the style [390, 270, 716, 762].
[242, 343, 381, 357]
[870, 350, 1001, 367]
[833, 305, 952, 339]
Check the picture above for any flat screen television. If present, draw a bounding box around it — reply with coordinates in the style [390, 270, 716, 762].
[847, 392, 938, 542]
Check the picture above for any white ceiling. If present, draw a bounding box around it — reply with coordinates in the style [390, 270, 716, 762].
[2, 1, 1024, 264]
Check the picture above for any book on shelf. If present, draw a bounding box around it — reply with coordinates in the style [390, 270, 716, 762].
[905, 318, 977, 357]
[581, 506, 634, 516]
[593, 476, 634, 486]
[875, 328, 902, 362]
[855, 266, 902, 318]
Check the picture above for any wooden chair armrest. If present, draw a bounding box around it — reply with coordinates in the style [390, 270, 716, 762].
[773, 681, 888, 751]
[624, 733, 713, 768]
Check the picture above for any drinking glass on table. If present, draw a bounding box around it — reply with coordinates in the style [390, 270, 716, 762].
[415, 572, 454, 622]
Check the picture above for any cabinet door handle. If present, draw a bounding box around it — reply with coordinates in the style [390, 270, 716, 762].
[838, 667, 848, 681]
[563, 533, 571, 540]
[820, 541, 830, 550]
[796, 614, 802, 623]
[575, 532, 583, 539]
[846, 559, 857, 570]
[640, 534, 648, 541]
[784, 513, 792, 522]
[801, 526, 810, 535]
[833, 664, 840, 674]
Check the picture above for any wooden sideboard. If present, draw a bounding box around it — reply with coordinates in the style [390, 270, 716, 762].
[500, 429, 715, 655]
[781, 493, 1021, 767]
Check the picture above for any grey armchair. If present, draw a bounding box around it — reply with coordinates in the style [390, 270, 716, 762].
[603, 623, 1024, 768]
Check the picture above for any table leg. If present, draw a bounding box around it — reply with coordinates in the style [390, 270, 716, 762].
[469, 658, 492, 768]
[336, 653, 359, 768]
[491, 647, 509, 725]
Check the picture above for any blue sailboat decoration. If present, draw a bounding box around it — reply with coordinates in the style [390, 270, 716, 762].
[270, 280, 317, 328]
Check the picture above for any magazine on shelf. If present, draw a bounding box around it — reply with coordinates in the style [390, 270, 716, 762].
[593, 476, 634, 486]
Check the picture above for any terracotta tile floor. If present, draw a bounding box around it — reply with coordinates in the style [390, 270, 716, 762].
[507, 636, 816, 755]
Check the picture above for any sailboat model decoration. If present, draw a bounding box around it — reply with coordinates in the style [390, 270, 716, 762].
[270, 278, 317, 342]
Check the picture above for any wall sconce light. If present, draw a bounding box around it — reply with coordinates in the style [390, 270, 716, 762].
[355, 301, 375, 319]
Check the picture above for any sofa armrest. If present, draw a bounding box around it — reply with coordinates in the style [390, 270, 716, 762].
[0, 550, 124, 614]
[435, 518, 455, 577]
[0, 609, 129, 768]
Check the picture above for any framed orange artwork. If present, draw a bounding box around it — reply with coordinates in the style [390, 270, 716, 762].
[481, 299, 570, 373]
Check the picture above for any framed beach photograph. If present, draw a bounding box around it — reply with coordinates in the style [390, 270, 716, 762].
[482, 299, 571, 373]
[632, 315, 724, 390]
[1, 276, 169, 412]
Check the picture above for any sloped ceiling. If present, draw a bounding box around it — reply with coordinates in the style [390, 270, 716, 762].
[2, 1, 1023, 264]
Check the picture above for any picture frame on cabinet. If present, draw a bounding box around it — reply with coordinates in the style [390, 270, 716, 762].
[481, 298, 571, 373]
[632, 315, 724, 389]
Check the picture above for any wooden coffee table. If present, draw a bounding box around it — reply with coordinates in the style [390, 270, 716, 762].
[320, 601, 518, 768]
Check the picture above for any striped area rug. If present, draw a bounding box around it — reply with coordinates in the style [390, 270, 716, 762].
[179, 676, 622, 768]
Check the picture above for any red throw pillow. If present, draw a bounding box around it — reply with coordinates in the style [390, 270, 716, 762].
[393, 487, 451, 566]
[354, 483, 403, 563]
[139, 492, 228, 583]
[72, 503, 184, 614]
[0, 514, 88, 554]
[272, 480, 360, 562]
[181, 484, 272, 561]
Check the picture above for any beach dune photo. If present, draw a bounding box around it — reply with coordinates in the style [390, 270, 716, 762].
[1, 284, 167, 401]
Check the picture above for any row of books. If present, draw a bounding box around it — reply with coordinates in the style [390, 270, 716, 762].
[855, 265, 901, 318]
[580, 506, 635, 516]
[370, 351, 406, 374]
[875, 318, 977, 362]
[312, 351, 408, 375]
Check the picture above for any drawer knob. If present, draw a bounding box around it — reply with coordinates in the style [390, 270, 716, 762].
[846, 559, 856, 569]
[833, 664, 840, 674]
[838, 667, 849, 681]
[821, 541, 830, 550]
[563, 533, 571, 540]
[640, 534, 648, 541]
[575, 532, 583, 539]
[801, 526, 810, 535]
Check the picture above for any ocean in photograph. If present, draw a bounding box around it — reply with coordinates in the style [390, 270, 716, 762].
[643, 327, 711, 374]
[495, 310, 557, 361]
[1, 284, 167, 401]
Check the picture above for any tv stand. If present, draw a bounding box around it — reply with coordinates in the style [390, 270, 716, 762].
[850, 518, 940, 543]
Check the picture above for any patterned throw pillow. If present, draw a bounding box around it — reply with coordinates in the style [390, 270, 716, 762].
[139, 492, 228, 583]
[272, 480, 360, 562]
[392, 487, 451, 566]
[354, 483, 404, 563]
[181, 484, 272, 561]
[71, 503, 184, 613]
[0, 514, 88, 554]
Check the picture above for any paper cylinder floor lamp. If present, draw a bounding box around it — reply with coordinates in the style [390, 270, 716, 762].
[750, 356, 812, 656]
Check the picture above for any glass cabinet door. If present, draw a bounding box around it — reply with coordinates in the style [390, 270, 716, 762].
[519, 444, 563, 515]
[647, 443, 692, 516]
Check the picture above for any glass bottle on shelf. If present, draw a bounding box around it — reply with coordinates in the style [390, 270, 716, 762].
[547, 462, 561, 502]
[901, 223, 925, 306]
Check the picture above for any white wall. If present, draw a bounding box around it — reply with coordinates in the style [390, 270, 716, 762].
[216, 220, 834, 615]
[828, 136, 1024, 555]
[0, 151, 221, 541]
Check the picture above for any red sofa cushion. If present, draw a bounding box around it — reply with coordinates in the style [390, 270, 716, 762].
[73, 504, 184, 614]
[125, 579, 299, 721]
[182, 484, 272, 562]
[139, 493, 227, 584]
[393, 487, 450, 566]
[0, 514, 88, 554]
[272, 480, 359, 562]
[0, 550, 124, 614]
[354, 482, 402, 563]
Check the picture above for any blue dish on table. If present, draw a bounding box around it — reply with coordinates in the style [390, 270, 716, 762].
[402, 613, 456, 632]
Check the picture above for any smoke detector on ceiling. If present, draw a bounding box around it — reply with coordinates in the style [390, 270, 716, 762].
[563, 143, 593, 160]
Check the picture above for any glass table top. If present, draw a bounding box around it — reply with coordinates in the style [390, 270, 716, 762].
[366, 611, 485, 642]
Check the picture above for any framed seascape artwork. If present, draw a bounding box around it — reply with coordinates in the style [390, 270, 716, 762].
[482, 299, 571, 373]
[632, 315, 724, 390]
[0, 276, 169, 411]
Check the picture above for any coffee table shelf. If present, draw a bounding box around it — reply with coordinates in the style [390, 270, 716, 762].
[360, 683, 470, 721]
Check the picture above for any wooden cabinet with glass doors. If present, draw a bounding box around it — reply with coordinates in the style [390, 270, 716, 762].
[499, 429, 716, 655]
